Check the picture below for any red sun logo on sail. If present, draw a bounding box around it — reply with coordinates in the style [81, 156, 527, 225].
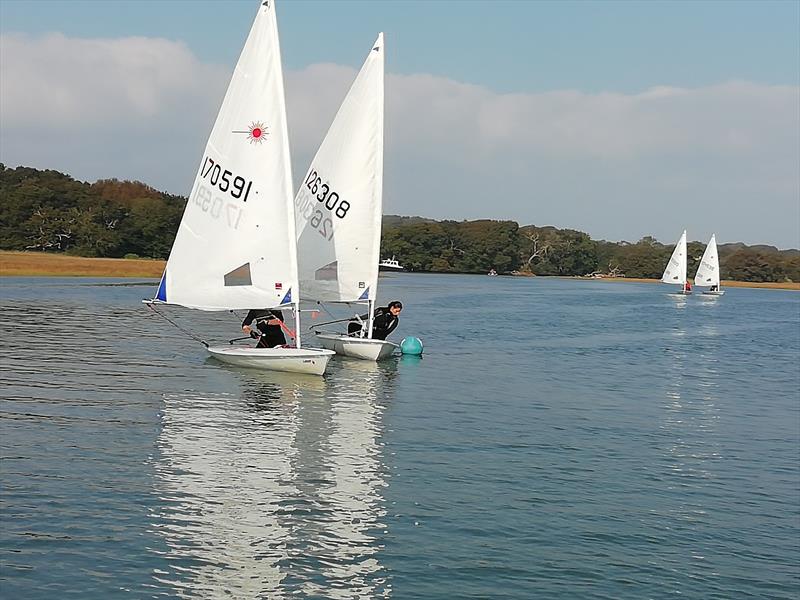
[233, 121, 268, 144]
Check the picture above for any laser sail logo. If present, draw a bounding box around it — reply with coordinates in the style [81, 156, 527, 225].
[233, 121, 268, 144]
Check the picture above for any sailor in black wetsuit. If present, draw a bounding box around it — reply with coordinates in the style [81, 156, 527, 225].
[347, 300, 402, 340]
[242, 309, 286, 348]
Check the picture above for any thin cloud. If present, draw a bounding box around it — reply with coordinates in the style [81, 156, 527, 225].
[1, 33, 227, 127]
[1, 33, 797, 247]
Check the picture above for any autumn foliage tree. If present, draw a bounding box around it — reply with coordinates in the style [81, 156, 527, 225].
[1, 164, 185, 258]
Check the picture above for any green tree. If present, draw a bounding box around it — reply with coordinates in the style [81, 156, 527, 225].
[612, 239, 670, 279]
[519, 226, 597, 275]
[724, 250, 784, 282]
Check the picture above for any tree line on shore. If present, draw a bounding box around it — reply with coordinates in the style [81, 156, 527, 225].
[1, 165, 183, 260]
[2, 164, 798, 283]
[381, 218, 799, 282]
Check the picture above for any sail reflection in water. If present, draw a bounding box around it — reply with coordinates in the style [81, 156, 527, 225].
[288, 361, 395, 598]
[661, 306, 722, 472]
[655, 308, 724, 569]
[150, 364, 395, 598]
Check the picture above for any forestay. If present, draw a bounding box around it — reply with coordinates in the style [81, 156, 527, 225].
[661, 230, 688, 285]
[155, 1, 297, 311]
[694, 234, 720, 287]
[294, 33, 384, 304]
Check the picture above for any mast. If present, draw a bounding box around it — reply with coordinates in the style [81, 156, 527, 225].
[294, 301, 302, 348]
[367, 299, 375, 340]
[680, 231, 687, 287]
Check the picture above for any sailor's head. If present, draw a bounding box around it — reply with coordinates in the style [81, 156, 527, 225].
[388, 300, 403, 316]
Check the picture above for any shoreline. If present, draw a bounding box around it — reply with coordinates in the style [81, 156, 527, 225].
[569, 275, 800, 291]
[0, 251, 165, 278]
[1, 251, 798, 290]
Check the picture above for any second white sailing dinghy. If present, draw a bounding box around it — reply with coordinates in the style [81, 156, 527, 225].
[661, 230, 692, 295]
[294, 33, 397, 361]
[695, 234, 725, 296]
[146, 1, 334, 375]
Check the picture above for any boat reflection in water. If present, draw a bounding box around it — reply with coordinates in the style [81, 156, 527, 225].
[655, 313, 723, 575]
[150, 361, 396, 598]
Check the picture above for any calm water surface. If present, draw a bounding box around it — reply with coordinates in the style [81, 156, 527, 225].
[1, 274, 799, 599]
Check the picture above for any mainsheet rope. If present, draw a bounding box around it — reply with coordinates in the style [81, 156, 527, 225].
[146, 302, 209, 348]
[231, 309, 298, 341]
[309, 301, 365, 330]
[147, 304, 301, 347]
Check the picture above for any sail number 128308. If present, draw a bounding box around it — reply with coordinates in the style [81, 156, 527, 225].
[304, 170, 350, 219]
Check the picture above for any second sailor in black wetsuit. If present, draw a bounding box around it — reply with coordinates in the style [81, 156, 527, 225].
[347, 300, 402, 340]
[242, 309, 286, 348]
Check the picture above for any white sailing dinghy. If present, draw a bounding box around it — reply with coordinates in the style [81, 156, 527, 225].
[147, 1, 334, 375]
[661, 230, 692, 294]
[294, 33, 397, 361]
[695, 234, 725, 296]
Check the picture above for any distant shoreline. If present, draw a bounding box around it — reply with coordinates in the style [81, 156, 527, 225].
[570, 275, 800, 291]
[1, 251, 798, 290]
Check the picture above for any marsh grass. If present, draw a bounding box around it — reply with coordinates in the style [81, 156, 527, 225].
[0, 251, 164, 278]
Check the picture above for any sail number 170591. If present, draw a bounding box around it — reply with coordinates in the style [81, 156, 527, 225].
[200, 156, 253, 202]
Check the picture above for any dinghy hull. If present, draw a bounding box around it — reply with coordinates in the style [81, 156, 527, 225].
[702, 290, 725, 296]
[314, 333, 397, 361]
[207, 346, 335, 376]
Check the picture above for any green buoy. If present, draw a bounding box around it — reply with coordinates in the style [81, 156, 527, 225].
[400, 336, 423, 355]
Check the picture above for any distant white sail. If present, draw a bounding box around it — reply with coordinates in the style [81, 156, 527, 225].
[694, 234, 720, 288]
[156, 1, 297, 311]
[661, 230, 688, 286]
[294, 33, 384, 304]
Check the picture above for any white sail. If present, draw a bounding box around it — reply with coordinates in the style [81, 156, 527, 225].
[294, 33, 384, 304]
[694, 234, 720, 287]
[661, 230, 688, 285]
[156, 1, 297, 311]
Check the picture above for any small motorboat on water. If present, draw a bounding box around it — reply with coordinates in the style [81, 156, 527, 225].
[379, 256, 404, 272]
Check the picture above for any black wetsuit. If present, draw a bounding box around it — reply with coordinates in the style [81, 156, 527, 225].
[347, 307, 399, 340]
[242, 309, 286, 348]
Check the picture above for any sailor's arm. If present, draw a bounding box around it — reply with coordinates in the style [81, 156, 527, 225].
[242, 309, 259, 333]
[384, 316, 399, 336]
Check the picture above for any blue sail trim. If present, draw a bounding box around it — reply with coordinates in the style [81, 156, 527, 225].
[280, 288, 292, 304]
[358, 286, 370, 300]
[156, 272, 167, 302]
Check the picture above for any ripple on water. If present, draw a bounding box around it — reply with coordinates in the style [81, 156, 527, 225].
[1, 277, 798, 599]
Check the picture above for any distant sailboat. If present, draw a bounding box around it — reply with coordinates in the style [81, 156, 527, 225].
[294, 34, 396, 361]
[661, 230, 691, 294]
[695, 234, 725, 296]
[146, 1, 334, 375]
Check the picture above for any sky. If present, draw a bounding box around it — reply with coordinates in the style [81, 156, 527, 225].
[1, 0, 798, 248]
